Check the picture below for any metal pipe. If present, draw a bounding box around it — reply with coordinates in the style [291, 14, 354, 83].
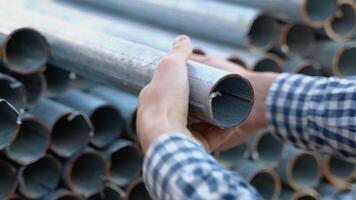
[322, 155, 355, 186]
[0, 27, 49, 74]
[88, 86, 138, 139]
[215, 143, 248, 170]
[0, 159, 17, 200]
[18, 154, 61, 199]
[280, 184, 295, 200]
[44, 64, 71, 97]
[0, 7, 254, 129]
[323, 0, 356, 41]
[0, 99, 20, 150]
[316, 179, 344, 197]
[235, 161, 281, 200]
[4, 115, 50, 165]
[11, 72, 47, 107]
[280, 23, 316, 57]
[277, 146, 321, 191]
[64, 149, 109, 197]
[126, 178, 152, 200]
[309, 41, 356, 77]
[283, 59, 327, 76]
[0, 72, 26, 111]
[31, 98, 93, 158]
[44, 189, 82, 200]
[105, 139, 142, 187]
[224, 0, 337, 28]
[248, 129, 284, 168]
[55, 89, 124, 149]
[292, 189, 320, 200]
[62, 0, 278, 50]
[88, 182, 125, 200]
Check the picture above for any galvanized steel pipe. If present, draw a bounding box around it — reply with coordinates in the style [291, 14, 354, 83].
[0, 99, 20, 150]
[0, 72, 26, 111]
[44, 64, 71, 97]
[0, 159, 17, 200]
[215, 143, 248, 170]
[322, 155, 356, 186]
[283, 59, 327, 76]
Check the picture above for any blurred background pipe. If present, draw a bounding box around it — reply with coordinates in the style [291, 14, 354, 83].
[0, 8, 254, 129]
[44, 189, 82, 200]
[88, 182, 125, 200]
[316, 178, 349, 197]
[224, 0, 337, 28]
[0, 99, 20, 150]
[4, 115, 50, 165]
[235, 161, 281, 200]
[64, 150, 109, 197]
[309, 41, 356, 77]
[0, 72, 26, 111]
[18, 155, 61, 199]
[44, 64, 71, 97]
[11, 72, 47, 108]
[0, 27, 48, 75]
[31, 98, 93, 158]
[106, 139, 142, 187]
[0, 159, 17, 200]
[277, 146, 321, 191]
[283, 59, 328, 76]
[55, 89, 124, 149]
[64, 0, 278, 51]
[280, 184, 295, 200]
[126, 178, 152, 200]
[322, 155, 356, 186]
[248, 129, 284, 168]
[215, 143, 248, 170]
[292, 189, 320, 200]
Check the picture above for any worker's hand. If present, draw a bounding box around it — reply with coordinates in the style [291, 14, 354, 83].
[137, 35, 236, 154]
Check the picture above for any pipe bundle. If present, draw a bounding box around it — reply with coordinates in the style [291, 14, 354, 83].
[0, 0, 354, 199]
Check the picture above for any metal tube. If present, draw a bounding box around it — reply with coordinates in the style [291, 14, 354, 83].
[44, 189, 82, 200]
[63, 0, 278, 50]
[0, 159, 17, 200]
[248, 129, 284, 168]
[31, 98, 93, 158]
[0, 27, 49, 74]
[0, 6, 254, 129]
[44, 64, 71, 97]
[11, 72, 47, 107]
[64, 149, 109, 197]
[4, 115, 50, 165]
[88, 86, 138, 139]
[316, 179, 343, 197]
[277, 146, 321, 191]
[280, 184, 295, 200]
[18, 154, 62, 199]
[309, 41, 356, 77]
[215, 143, 248, 170]
[126, 178, 152, 200]
[283, 59, 327, 76]
[224, 0, 337, 28]
[235, 161, 281, 200]
[0, 99, 20, 150]
[0, 72, 26, 111]
[280, 23, 316, 57]
[322, 155, 355, 186]
[105, 139, 142, 187]
[88, 182, 125, 200]
[292, 189, 320, 200]
[323, 0, 356, 41]
[55, 89, 124, 149]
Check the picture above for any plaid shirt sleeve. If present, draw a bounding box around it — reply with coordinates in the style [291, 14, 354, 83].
[267, 73, 356, 160]
[143, 133, 263, 200]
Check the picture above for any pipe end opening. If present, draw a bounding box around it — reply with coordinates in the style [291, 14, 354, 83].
[0, 100, 19, 150]
[304, 0, 337, 27]
[336, 45, 356, 77]
[254, 58, 282, 72]
[250, 171, 280, 200]
[291, 153, 320, 189]
[249, 16, 277, 50]
[283, 24, 315, 56]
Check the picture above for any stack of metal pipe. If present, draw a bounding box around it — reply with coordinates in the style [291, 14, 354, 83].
[0, 0, 355, 199]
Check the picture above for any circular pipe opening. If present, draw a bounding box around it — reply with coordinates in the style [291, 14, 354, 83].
[19, 156, 61, 199]
[326, 3, 356, 40]
[248, 15, 277, 50]
[0, 160, 17, 200]
[254, 132, 284, 166]
[281, 24, 315, 56]
[3, 28, 48, 74]
[88, 183, 124, 200]
[334, 45, 356, 77]
[290, 153, 320, 189]
[326, 156, 355, 182]
[0, 74, 26, 110]
[127, 180, 152, 200]
[91, 106, 123, 148]
[12, 73, 47, 106]
[254, 58, 282, 72]
[6, 117, 49, 165]
[250, 170, 280, 200]
[211, 75, 254, 128]
[69, 152, 107, 197]
[0, 100, 19, 150]
[218, 143, 247, 169]
[303, 0, 337, 27]
[296, 64, 323, 76]
[293, 190, 320, 200]
[44, 65, 71, 97]
[51, 113, 91, 157]
[110, 145, 141, 186]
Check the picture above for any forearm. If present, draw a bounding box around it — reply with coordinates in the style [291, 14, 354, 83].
[143, 133, 263, 200]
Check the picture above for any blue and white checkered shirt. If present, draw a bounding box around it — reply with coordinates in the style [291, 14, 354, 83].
[143, 73, 356, 200]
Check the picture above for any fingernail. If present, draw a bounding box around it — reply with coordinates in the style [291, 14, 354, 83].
[175, 35, 188, 42]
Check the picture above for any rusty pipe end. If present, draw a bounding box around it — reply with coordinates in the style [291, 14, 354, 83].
[333, 43, 356, 77]
[0, 99, 20, 150]
[249, 169, 281, 200]
[248, 15, 278, 51]
[301, 0, 337, 28]
[322, 155, 355, 186]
